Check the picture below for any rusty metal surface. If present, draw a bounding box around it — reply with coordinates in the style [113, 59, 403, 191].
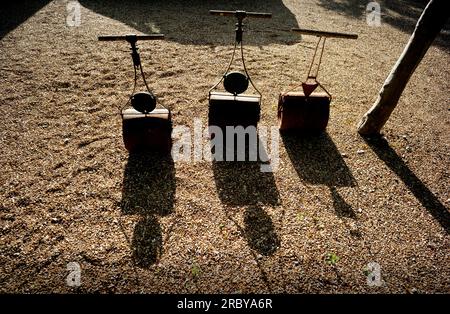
[278, 92, 330, 132]
[122, 108, 172, 152]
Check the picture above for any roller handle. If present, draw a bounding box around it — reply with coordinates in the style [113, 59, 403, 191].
[292, 28, 358, 39]
[98, 34, 165, 42]
[209, 10, 272, 18]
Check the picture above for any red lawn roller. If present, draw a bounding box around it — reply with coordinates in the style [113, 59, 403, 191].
[278, 28, 358, 133]
[98, 34, 172, 153]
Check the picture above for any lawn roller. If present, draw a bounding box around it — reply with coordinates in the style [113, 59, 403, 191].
[208, 10, 271, 129]
[98, 34, 172, 153]
[278, 28, 358, 133]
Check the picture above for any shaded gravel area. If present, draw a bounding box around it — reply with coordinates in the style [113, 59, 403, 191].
[0, 0, 449, 293]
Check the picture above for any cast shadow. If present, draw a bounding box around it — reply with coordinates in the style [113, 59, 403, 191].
[212, 135, 281, 206]
[364, 136, 450, 234]
[282, 132, 357, 219]
[121, 152, 175, 267]
[131, 215, 162, 267]
[317, 0, 449, 52]
[0, 1, 51, 39]
[213, 160, 280, 206]
[79, 0, 300, 45]
[212, 136, 281, 256]
[330, 186, 357, 219]
[244, 206, 280, 256]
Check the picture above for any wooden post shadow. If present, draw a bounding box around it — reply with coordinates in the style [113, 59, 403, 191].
[364, 136, 449, 234]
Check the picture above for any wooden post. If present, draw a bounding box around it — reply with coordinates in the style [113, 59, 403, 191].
[357, 0, 448, 136]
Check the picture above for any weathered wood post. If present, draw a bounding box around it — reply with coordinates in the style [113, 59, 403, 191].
[357, 0, 448, 136]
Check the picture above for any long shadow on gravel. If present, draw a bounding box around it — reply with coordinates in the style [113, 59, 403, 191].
[79, 0, 300, 46]
[212, 160, 280, 206]
[212, 140, 281, 256]
[282, 132, 357, 219]
[0, 1, 51, 39]
[364, 136, 450, 234]
[317, 0, 449, 52]
[121, 152, 175, 267]
[243, 206, 281, 256]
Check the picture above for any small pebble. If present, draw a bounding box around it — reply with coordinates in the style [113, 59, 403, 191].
[357, 149, 365, 154]
[2, 214, 15, 221]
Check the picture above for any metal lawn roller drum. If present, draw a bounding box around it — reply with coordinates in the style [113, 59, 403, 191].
[278, 28, 358, 133]
[208, 10, 272, 129]
[98, 34, 172, 153]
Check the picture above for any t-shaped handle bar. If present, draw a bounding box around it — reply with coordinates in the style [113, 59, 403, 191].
[210, 10, 271, 43]
[98, 34, 165, 44]
[292, 28, 358, 39]
[209, 10, 272, 19]
[98, 34, 164, 67]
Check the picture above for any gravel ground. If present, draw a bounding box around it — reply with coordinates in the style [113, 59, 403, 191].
[0, 0, 449, 293]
